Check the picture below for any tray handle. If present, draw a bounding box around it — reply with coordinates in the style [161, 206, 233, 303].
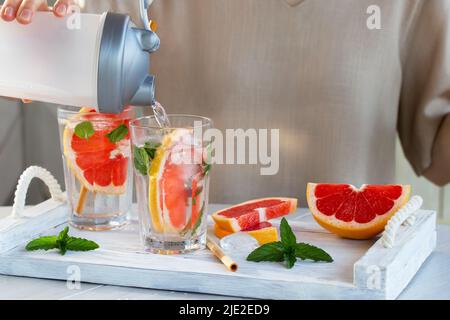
[381, 195, 423, 248]
[11, 166, 65, 218]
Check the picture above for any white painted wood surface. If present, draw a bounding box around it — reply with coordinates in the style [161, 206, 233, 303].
[0, 200, 68, 253]
[0, 203, 436, 300]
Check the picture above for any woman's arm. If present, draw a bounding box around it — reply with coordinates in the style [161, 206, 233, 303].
[0, 0, 77, 24]
[398, 0, 450, 186]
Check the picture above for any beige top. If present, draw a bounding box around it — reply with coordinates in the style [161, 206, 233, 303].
[83, 0, 450, 204]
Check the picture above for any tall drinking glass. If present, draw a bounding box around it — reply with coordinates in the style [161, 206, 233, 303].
[130, 115, 213, 254]
[57, 106, 134, 231]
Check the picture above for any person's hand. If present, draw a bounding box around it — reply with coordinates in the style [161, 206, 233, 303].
[1, 0, 76, 24]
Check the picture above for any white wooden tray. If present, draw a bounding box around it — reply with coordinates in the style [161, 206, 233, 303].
[0, 200, 436, 300]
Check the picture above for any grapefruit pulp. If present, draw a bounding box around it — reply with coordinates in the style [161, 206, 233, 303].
[63, 108, 131, 194]
[214, 222, 278, 245]
[306, 183, 411, 239]
[212, 197, 297, 232]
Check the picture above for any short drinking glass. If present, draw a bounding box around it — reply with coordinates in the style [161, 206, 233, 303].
[130, 115, 213, 254]
[57, 106, 134, 231]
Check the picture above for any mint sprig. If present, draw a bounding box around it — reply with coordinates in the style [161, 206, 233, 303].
[133, 145, 150, 176]
[106, 124, 129, 143]
[74, 121, 95, 140]
[191, 205, 205, 235]
[203, 163, 211, 176]
[247, 218, 333, 269]
[133, 142, 161, 176]
[26, 227, 99, 256]
[203, 143, 213, 176]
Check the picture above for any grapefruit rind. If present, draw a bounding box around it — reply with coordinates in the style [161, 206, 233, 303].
[306, 183, 411, 239]
[212, 197, 298, 232]
[148, 131, 176, 234]
[213, 223, 278, 245]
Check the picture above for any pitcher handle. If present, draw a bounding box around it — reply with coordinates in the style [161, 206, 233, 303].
[139, 0, 152, 30]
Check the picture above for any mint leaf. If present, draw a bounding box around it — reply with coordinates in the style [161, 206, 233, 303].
[191, 205, 205, 235]
[280, 217, 296, 247]
[58, 226, 69, 242]
[66, 237, 99, 252]
[180, 204, 205, 237]
[57, 227, 69, 255]
[133, 145, 149, 176]
[26, 236, 58, 251]
[246, 219, 333, 269]
[284, 250, 297, 269]
[106, 124, 129, 143]
[144, 142, 161, 160]
[203, 144, 213, 176]
[59, 243, 67, 255]
[247, 242, 286, 262]
[179, 219, 192, 237]
[203, 163, 211, 176]
[192, 186, 203, 206]
[295, 243, 333, 262]
[25, 227, 99, 256]
[74, 121, 94, 140]
[133, 142, 161, 176]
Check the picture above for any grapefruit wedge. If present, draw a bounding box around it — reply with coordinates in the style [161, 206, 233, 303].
[212, 198, 297, 232]
[214, 222, 278, 245]
[148, 129, 205, 234]
[63, 108, 131, 195]
[306, 183, 411, 239]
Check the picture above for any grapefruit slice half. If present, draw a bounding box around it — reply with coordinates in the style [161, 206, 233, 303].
[306, 183, 411, 239]
[63, 108, 131, 195]
[212, 197, 297, 232]
[214, 222, 278, 245]
[148, 129, 204, 234]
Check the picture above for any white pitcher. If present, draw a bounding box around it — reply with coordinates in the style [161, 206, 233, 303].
[0, 0, 159, 114]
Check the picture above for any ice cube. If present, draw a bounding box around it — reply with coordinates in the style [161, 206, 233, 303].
[219, 233, 259, 258]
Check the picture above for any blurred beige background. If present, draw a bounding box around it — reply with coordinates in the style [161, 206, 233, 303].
[0, 0, 448, 224]
[0, 100, 63, 206]
[0, 98, 448, 224]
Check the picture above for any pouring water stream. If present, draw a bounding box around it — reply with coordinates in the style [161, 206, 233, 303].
[151, 101, 171, 128]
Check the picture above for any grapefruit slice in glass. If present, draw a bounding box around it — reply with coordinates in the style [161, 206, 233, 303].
[306, 183, 411, 239]
[148, 129, 204, 234]
[212, 197, 297, 232]
[214, 222, 278, 245]
[63, 108, 131, 195]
